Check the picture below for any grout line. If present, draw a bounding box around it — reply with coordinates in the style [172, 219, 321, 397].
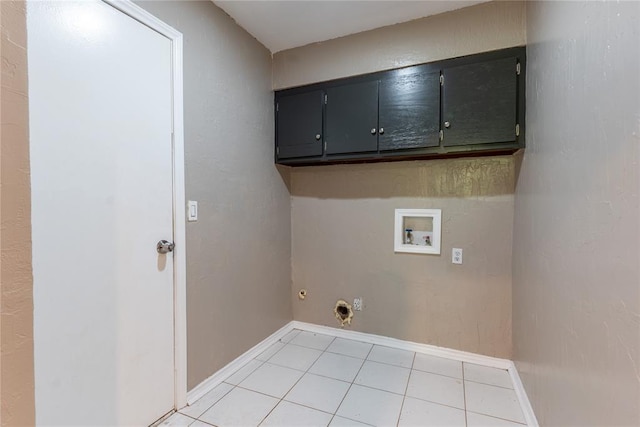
[327, 342, 375, 426]
[347, 381, 409, 398]
[263, 355, 323, 373]
[462, 360, 468, 427]
[288, 330, 336, 347]
[466, 409, 527, 425]
[319, 349, 368, 363]
[364, 360, 414, 370]
[152, 410, 178, 426]
[222, 359, 265, 386]
[283, 339, 339, 353]
[194, 384, 238, 425]
[411, 368, 463, 381]
[183, 412, 216, 427]
[281, 329, 302, 342]
[187, 383, 235, 420]
[363, 358, 412, 372]
[395, 393, 468, 412]
[249, 387, 283, 427]
[463, 378, 515, 390]
[395, 352, 416, 426]
[332, 415, 376, 427]
[234, 383, 287, 401]
[280, 398, 337, 416]
[256, 337, 328, 427]
[255, 341, 286, 362]
[302, 371, 353, 385]
[324, 348, 371, 360]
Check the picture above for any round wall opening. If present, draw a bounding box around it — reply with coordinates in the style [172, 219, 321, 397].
[334, 300, 353, 327]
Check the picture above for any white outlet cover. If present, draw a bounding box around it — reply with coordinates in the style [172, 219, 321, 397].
[452, 248, 463, 264]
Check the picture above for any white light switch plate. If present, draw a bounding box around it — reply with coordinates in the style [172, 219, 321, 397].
[452, 248, 463, 264]
[187, 201, 198, 222]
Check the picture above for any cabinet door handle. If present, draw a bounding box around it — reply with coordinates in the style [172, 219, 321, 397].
[315, 134, 321, 140]
[444, 121, 451, 129]
[379, 127, 384, 135]
[370, 128, 377, 135]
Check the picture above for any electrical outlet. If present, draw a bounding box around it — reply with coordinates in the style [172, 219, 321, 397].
[353, 297, 362, 311]
[452, 248, 463, 265]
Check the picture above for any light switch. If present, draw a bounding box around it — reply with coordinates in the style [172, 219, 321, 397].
[187, 201, 198, 222]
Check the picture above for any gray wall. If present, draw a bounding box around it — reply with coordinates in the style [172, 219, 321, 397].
[291, 158, 515, 358]
[136, 1, 292, 390]
[273, 1, 525, 89]
[275, 1, 525, 359]
[513, 1, 640, 425]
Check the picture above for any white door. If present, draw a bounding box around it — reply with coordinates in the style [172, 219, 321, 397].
[29, 1, 175, 425]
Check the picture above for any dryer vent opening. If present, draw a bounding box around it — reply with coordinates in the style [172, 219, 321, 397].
[334, 300, 353, 328]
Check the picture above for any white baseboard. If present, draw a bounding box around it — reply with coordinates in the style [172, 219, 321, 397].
[291, 321, 512, 369]
[508, 361, 539, 426]
[185, 320, 537, 426]
[185, 321, 295, 405]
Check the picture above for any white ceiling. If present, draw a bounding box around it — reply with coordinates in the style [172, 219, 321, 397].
[213, 1, 491, 53]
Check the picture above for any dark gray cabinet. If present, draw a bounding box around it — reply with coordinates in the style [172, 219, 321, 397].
[325, 81, 379, 155]
[379, 68, 440, 151]
[442, 57, 518, 146]
[276, 90, 324, 159]
[325, 72, 440, 154]
[274, 46, 525, 166]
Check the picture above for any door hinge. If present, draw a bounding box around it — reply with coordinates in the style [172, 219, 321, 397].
[516, 62, 521, 76]
[324, 141, 327, 151]
[515, 124, 520, 136]
[439, 130, 444, 141]
[440, 74, 444, 86]
[324, 94, 328, 105]
[276, 102, 279, 112]
[276, 146, 280, 155]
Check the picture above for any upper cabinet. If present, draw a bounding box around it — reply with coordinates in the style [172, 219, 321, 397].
[275, 90, 324, 159]
[441, 57, 519, 146]
[275, 47, 526, 166]
[378, 67, 441, 151]
[325, 81, 379, 155]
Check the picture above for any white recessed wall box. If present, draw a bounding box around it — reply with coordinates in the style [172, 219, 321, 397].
[394, 208, 442, 255]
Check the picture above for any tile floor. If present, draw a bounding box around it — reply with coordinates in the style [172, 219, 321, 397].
[160, 329, 528, 427]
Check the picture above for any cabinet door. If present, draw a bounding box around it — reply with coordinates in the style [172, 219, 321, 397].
[325, 81, 379, 155]
[379, 69, 440, 151]
[442, 57, 518, 146]
[276, 90, 324, 159]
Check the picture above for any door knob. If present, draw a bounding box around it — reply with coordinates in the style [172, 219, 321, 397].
[157, 240, 175, 254]
[444, 121, 451, 128]
[315, 134, 321, 140]
[379, 127, 384, 135]
[370, 128, 377, 135]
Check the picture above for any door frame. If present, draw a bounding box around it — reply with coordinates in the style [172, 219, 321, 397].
[102, 0, 188, 410]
